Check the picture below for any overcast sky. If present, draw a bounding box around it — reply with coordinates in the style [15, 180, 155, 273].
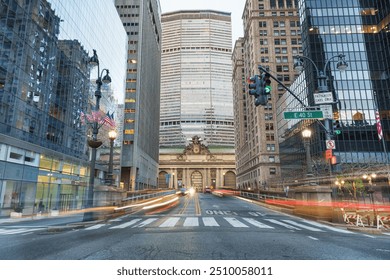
[159, 0, 246, 45]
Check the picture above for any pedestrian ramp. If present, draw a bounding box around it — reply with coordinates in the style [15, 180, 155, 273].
[82, 216, 355, 235]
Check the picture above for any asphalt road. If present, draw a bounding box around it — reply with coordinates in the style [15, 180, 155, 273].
[1, 192, 390, 260]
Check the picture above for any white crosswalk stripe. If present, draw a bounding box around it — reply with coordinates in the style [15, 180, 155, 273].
[224, 217, 249, 228]
[281, 220, 324, 232]
[132, 218, 158, 228]
[159, 217, 180, 228]
[202, 217, 219, 227]
[109, 218, 141, 229]
[243, 218, 274, 229]
[300, 220, 355, 234]
[86, 224, 106, 230]
[183, 217, 199, 227]
[0, 228, 44, 235]
[264, 219, 302, 230]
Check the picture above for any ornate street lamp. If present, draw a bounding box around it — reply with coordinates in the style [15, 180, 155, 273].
[84, 49, 111, 221]
[107, 129, 117, 186]
[293, 54, 348, 140]
[302, 128, 313, 178]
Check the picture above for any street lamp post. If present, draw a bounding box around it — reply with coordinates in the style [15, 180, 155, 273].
[302, 129, 313, 178]
[294, 54, 348, 140]
[107, 129, 117, 186]
[84, 49, 111, 221]
[363, 173, 377, 225]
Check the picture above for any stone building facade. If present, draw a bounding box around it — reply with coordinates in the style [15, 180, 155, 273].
[159, 136, 236, 192]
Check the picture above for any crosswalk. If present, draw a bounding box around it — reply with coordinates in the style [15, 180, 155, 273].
[1, 216, 377, 236]
[80, 216, 356, 234]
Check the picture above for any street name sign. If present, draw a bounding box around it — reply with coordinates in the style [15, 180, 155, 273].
[283, 110, 324, 120]
[314, 92, 333, 104]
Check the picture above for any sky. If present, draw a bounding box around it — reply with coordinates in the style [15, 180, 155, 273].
[159, 0, 246, 45]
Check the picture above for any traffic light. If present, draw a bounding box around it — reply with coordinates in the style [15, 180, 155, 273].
[248, 75, 261, 96]
[263, 73, 272, 94]
[247, 73, 272, 107]
[332, 119, 341, 135]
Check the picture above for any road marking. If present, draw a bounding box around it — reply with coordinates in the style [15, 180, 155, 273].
[248, 212, 266, 217]
[300, 220, 355, 234]
[109, 219, 141, 229]
[243, 218, 274, 229]
[109, 218, 122, 222]
[132, 218, 158, 228]
[224, 217, 249, 228]
[0, 228, 43, 235]
[282, 220, 324, 232]
[202, 217, 219, 227]
[85, 224, 106, 230]
[159, 217, 180, 228]
[308, 236, 319, 240]
[265, 219, 301, 230]
[362, 234, 376, 239]
[383, 232, 390, 236]
[183, 217, 199, 227]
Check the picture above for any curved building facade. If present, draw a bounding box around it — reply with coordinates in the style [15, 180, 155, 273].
[160, 10, 235, 148]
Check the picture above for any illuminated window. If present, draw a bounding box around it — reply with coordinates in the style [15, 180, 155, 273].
[125, 129, 135, 134]
[125, 99, 136, 103]
[126, 119, 135, 123]
[124, 109, 136, 113]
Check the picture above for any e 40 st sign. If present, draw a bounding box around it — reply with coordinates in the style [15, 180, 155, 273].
[283, 110, 324, 119]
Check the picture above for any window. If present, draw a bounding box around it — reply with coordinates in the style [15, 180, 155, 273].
[265, 113, 273, 120]
[267, 144, 275, 151]
[266, 133, 274, 141]
[269, 168, 277, 175]
[269, 156, 275, 162]
[266, 123, 274, 130]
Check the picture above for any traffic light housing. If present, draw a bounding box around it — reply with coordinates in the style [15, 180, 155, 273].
[247, 73, 271, 107]
[263, 73, 272, 94]
[332, 119, 341, 135]
[248, 75, 261, 96]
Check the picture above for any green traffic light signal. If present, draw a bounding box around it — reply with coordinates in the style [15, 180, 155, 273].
[334, 130, 341, 135]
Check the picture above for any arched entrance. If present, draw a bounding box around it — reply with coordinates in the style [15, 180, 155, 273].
[191, 171, 203, 192]
[224, 171, 236, 188]
[158, 171, 169, 189]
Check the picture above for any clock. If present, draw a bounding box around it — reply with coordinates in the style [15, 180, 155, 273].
[193, 145, 200, 154]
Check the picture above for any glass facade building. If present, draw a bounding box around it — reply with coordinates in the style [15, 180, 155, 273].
[160, 10, 235, 148]
[277, 0, 390, 189]
[0, 0, 126, 216]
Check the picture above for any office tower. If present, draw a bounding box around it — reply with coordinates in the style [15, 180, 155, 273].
[234, 0, 300, 190]
[160, 10, 235, 148]
[0, 0, 126, 216]
[116, 0, 162, 191]
[277, 0, 390, 190]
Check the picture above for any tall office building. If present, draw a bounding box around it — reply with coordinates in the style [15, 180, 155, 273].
[0, 0, 126, 216]
[234, 0, 301, 190]
[160, 10, 235, 148]
[277, 0, 390, 189]
[116, 0, 162, 191]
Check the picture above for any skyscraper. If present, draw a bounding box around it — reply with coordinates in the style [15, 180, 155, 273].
[160, 10, 235, 148]
[234, 0, 301, 190]
[116, 0, 162, 191]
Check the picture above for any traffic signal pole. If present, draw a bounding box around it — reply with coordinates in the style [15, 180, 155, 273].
[256, 65, 330, 135]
